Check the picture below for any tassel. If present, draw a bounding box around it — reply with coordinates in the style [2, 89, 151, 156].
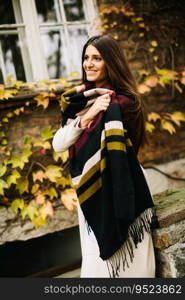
[106, 207, 156, 278]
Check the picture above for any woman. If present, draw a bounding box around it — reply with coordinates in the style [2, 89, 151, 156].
[52, 35, 157, 278]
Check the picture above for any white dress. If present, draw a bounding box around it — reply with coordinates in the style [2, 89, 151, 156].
[52, 116, 156, 278]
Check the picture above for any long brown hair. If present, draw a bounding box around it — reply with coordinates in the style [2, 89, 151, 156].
[81, 35, 147, 149]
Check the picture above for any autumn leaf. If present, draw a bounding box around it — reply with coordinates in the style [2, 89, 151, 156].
[148, 112, 161, 122]
[55, 175, 72, 188]
[31, 183, 40, 194]
[41, 126, 55, 140]
[0, 179, 8, 195]
[138, 84, 151, 94]
[39, 200, 54, 218]
[53, 150, 69, 162]
[34, 192, 46, 204]
[36, 79, 50, 87]
[69, 71, 80, 78]
[58, 77, 67, 85]
[144, 76, 158, 87]
[61, 188, 78, 211]
[32, 170, 46, 182]
[43, 187, 58, 200]
[32, 216, 46, 228]
[12, 80, 25, 89]
[0, 131, 5, 138]
[0, 164, 7, 177]
[14, 107, 24, 115]
[21, 204, 38, 220]
[6, 169, 21, 187]
[155, 67, 178, 87]
[150, 40, 158, 47]
[16, 177, 29, 194]
[174, 82, 183, 93]
[0, 87, 18, 100]
[45, 165, 62, 182]
[166, 111, 185, 126]
[145, 122, 155, 133]
[11, 198, 25, 213]
[48, 82, 57, 91]
[7, 155, 25, 169]
[160, 119, 176, 134]
[34, 92, 49, 109]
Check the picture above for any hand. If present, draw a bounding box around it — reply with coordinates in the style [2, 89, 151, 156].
[80, 93, 111, 127]
[84, 88, 113, 97]
[75, 84, 86, 93]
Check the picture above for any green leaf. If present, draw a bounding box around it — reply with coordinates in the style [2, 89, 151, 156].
[10, 198, 25, 213]
[0, 179, 8, 195]
[7, 169, 21, 187]
[41, 126, 55, 140]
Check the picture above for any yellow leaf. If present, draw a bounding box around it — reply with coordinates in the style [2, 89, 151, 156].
[45, 165, 62, 182]
[145, 122, 155, 133]
[31, 184, 40, 194]
[10, 198, 25, 213]
[21, 204, 38, 220]
[53, 150, 69, 162]
[0, 179, 8, 195]
[150, 40, 158, 47]
[16, 177, 29, 194]
[6, 169, 21, 187]
[0, 164, 7, 177]
[7, 155, 25, 169]
[48, 83, 57, 91]
[153, 56, 158, 61]
[56, 175, 72, 188]
[13, 80, 25, 89]
[139, 32, 144, 37]
[34, 92, 49, 109]
[58, 77, 67, 84]
[174, 82, 183, 93]
[180, 77, 185, 85]
[0, 88, 18, 100]
[167, 111, 185, 126]
[69, 71, 80, 78]
[43, 187, 58, 200]
[36, 79, 50, 87]
[32, 216, 46, 228]
[5, 75, 14, 85]
[148, 112, 161, 122]
[161, 119, 176, 134]
[148, 48, 154, 53]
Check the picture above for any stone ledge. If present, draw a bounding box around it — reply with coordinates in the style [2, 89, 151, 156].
[153, 188, 185, 228]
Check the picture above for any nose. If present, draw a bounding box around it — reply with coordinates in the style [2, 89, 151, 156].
[85, 58, 94, 68]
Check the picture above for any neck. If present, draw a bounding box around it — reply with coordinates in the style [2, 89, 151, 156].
[95, 79, 108, 88]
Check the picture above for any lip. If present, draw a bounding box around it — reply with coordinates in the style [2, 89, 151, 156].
[86, 70, 97, 74]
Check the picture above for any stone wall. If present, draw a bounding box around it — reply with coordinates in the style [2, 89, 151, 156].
[153, 188, 185, 278]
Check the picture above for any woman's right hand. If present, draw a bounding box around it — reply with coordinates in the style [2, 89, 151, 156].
[80, 93, 111, 128]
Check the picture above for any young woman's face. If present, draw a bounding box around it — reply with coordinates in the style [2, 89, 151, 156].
[83, 44, 107, 87]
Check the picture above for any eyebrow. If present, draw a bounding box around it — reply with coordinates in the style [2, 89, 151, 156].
[84, 54, 102, 57]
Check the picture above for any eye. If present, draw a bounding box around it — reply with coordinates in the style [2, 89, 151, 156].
[84, 55, 88, 60]
[95, 57, 102, 61]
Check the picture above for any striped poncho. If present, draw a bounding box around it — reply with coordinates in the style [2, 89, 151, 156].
[60, 86, 156, 277]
